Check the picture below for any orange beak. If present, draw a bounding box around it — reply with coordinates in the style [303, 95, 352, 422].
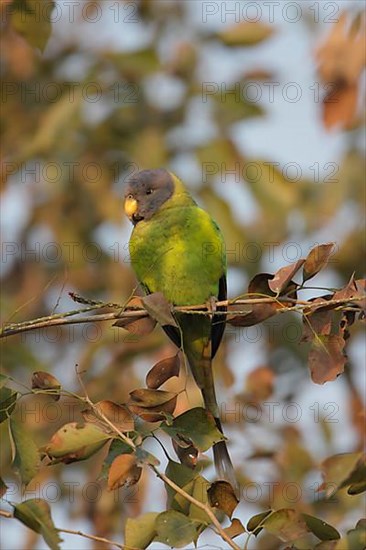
[124, 196, 138, 220]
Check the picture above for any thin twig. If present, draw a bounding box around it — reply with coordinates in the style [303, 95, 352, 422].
[58, 528, 125, 549]
[1, 507, 125, 549]
[150, 465, 241, 550]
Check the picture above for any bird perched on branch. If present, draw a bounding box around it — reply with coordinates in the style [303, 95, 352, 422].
[124, 168, 236, 490]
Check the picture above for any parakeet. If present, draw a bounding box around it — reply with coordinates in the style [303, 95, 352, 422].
[124, 168, 236, 489]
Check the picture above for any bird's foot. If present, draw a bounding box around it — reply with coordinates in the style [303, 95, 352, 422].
[206, 296, 217, 314]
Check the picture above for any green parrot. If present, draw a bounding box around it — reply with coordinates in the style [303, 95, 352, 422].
[124, 168, 236, 489]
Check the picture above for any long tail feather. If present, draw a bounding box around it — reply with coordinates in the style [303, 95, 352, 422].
[185, 331, 238, 494]
[201, 382, 239, 495]
[211, 416, 238, 495]
[213, 441, 237, 490]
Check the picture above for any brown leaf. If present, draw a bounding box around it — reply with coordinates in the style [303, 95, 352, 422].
[308, 334, 346, 384]
[243, 70, 274, 81]
[303, 243, 335, 282]
[339, 310, 356, 342]
[82, 401, 134, 433]
[113, 297, 156, 335]
[129, 388, 178, 422]
[323, 82, 359, 130]
[320, 452, 364, 497]
[31, 371, 61, 401]
[316, 13, 366, 84]
[268, 260, 304, 295]
[142, 292, 178, 328]
[227, 304, 277, 327]
[315, 12, 366, 130]
[128, 396, 177, 423]
[354, 279, 366, 310]
[301, 299, 333, 343]
[172, 438, 198, 469]
[107, 454, 142, 491]
[223, 518, 246, 539]
[248, 273, 276, 295]
[245, 366, 274, 401]
[129, 388, 177, 408]
[208, 480, 238, 519]
[349, 386, 366, 449]
[146, 354, 180, 389]
[228, 273, 281, 326]
[333, 276, 366, 309]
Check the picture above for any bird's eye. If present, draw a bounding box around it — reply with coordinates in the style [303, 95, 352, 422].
[127, 194, 133, 199]
[146, 188, 153, 195]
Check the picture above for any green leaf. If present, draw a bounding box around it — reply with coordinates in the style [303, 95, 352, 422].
[135, 447, 160, 466]
[212, 90, 263, 125]
[0, 386, 18, 423]
[247, 510, 272, 535]
[244, 160, 299, 212]
[319, 520, 366, 550]
[320, 452, 364, 497]
[13, 498, 62, 550]
[107, 49, 160, 78]
[189, 475, 212, 525]
[345, 519, 366, 550]
[217, 21, 274, 46]
[314, 542, 339, 549]
[302, 513, 340, 541]
[165, 460, 197, 512]
[125, 512, 159, 550]
[348, 479, 366, 495]
[11, 0, 55, 52]
[162, 407, 225, 452]
[42, 422, 111, 464]
[10, 418, 40, 486]
[155, 510, 197, 548]
[261, 508, 309, 542]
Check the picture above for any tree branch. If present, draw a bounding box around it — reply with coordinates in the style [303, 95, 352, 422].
[0, 295, 363, 339]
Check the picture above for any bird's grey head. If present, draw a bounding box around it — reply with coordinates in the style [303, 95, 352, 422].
[124, 169, 174, 225]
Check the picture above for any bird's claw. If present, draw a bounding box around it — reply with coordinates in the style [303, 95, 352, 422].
[206, 296, 217, 314]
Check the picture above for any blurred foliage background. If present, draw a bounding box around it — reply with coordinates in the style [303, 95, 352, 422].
[0, 0, 365, 548]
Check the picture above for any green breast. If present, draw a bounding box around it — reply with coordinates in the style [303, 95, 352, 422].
[129, 205, 226, 306]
